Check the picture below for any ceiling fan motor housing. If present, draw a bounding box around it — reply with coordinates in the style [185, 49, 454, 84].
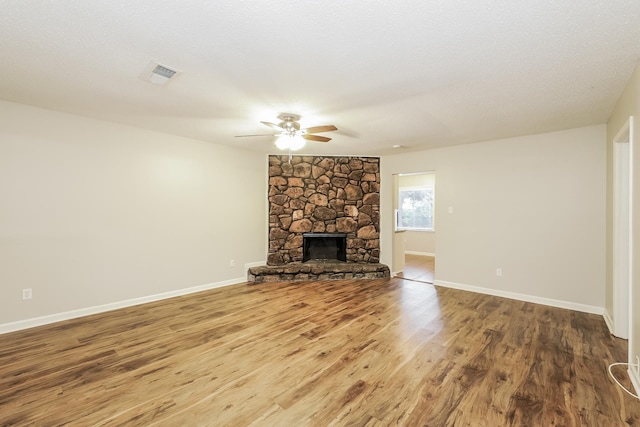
[278, 114, 301, 134]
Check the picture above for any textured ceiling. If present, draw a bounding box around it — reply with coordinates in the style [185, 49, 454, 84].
[1, 1, 639, 155]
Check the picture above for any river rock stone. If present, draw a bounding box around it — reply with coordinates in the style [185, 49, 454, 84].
[345, 184, 363, 201]
[293, 162, 312, 178]
[290, 219, 313, 232]
[344, 205, 359, 217]
[363, 193, 379, 205]
[357, 225, 378, 239]
[285, 187, 304, 198]
[358, 212, 372, 226]
[313, 206, 337, 220]
[309, 193, 328, 206]
[336, 217, 357, 232]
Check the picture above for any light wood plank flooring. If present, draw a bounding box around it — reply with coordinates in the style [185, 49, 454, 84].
[1, 278, 638, 426]
[395, 254, 435, 283]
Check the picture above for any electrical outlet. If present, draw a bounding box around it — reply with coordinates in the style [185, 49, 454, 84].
[635, 356, 640, 374]
[22, 288, 32, 300]
[229, 259, 235, 267]
[496, 268, 503, 277]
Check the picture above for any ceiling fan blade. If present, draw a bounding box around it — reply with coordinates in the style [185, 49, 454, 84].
[234, 133, 276, 138]
[303, 134, 331, 143]
[260, 121, 283, 130]
[303, 125, 338, 134]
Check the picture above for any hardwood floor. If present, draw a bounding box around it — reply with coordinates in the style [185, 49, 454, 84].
[1, 278, 638, 426]
[395, 254, 435, 283]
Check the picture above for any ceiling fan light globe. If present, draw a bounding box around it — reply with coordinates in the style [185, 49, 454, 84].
[289, 134, 306, 150]
[275, 134, 306, 151]
[275, 135, 290, 150]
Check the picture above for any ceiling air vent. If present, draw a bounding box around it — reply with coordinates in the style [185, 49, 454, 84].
[140, 61, 180, 85]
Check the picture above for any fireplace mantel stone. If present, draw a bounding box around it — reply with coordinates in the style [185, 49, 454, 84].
[248, 262, 390, 283]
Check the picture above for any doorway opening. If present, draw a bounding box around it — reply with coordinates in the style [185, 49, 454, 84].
[392, 171, 436, 283]
[611, 116, 633, 340]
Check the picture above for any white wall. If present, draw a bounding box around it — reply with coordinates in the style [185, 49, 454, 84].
[607, 63, 640, 384]
[381, 125, 606, 311]
[0, 100, 267, 328]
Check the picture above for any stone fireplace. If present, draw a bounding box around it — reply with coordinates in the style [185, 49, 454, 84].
[267, 155, 381, 265]
[248, 155, 390, 282]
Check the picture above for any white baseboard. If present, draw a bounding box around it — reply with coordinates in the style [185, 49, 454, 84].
[603, 309, 615, 335]
[405, 251, 435, 257]
[629, 366, 640, 398]
[391, 270, 403, 277]
[0, 277, 247, 335]
[434, 280, 604, 315]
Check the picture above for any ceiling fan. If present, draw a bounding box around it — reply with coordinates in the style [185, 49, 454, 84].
[235, 113, 338, 150]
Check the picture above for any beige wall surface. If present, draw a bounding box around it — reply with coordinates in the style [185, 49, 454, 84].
[607, 64, 640, 368]
[0, 101, 267, 325]
[403, 230, 435, 255]
[381, 125, 607, 309]
[398, 173, 435, 188]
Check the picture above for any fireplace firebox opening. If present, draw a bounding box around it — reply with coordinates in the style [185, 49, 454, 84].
[303, 233, 347, 263]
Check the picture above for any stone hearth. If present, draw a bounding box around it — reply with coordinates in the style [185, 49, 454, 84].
[248, 261, 390, 283]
